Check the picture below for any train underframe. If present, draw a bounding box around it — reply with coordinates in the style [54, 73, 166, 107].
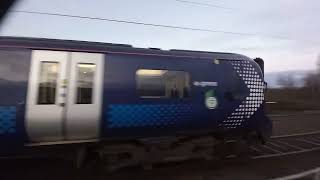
[69, 129, 266, 171]
[0, 126, 268, 172]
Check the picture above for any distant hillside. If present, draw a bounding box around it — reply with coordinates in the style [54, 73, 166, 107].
[265, 70, 316, 88]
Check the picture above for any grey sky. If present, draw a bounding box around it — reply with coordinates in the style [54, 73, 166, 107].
[0, 0, 319, 72]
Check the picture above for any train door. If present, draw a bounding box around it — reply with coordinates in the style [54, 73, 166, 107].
[26, 50, 104, 142]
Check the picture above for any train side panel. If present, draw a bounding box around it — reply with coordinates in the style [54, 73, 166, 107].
[0, 48, 31, 154]
[101, 53, 255, 139]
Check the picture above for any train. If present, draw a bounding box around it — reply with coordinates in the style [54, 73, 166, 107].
[0, 36, 272, 168]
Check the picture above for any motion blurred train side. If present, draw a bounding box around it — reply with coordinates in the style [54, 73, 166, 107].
[0, 37, 272, 164]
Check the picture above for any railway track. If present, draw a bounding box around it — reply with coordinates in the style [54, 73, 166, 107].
[2, 131, 320, 172]
[250, 131, 320, 159]
[99, 131, 320, 171]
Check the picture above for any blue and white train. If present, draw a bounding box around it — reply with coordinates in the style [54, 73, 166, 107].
[0, 36, 272, 165]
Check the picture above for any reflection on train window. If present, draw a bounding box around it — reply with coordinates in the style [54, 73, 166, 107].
[76, 63, 96, 104]
[37, 62, 59, 104]
[136, 69, 190, 98]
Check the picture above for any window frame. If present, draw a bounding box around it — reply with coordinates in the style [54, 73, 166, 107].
[36, 61, 60, 105]
[75, 63, 96, 104]
[135, 68, 191, 99]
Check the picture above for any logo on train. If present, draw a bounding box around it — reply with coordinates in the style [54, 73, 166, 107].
[205, 90, 218, 109]
[193, 81, 218, 87]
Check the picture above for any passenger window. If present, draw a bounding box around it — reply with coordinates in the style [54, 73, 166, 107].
[136, 69, 190, 98]
[76, 63, 96, 104]
[37, 62, 59, 104]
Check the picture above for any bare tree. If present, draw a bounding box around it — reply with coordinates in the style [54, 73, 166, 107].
[277, 74, 296, 88]
[304, 55, 320, 96]
[304, 54, 320, 87]
[304, 73, 320, 95]
[317, 54, 320, 74]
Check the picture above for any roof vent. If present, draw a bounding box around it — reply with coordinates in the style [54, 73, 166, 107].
[110, 43, 132, 48]
[149, 47, 161, 50]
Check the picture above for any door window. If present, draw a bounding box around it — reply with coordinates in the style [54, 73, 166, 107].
[37, 62, 59, 104]
[76, 63, 96, 104]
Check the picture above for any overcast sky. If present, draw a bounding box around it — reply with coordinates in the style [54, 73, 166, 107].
[0, 0, 319, 72]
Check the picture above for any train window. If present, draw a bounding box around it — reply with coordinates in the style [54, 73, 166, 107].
[136, 69, 190, 98]
[37, 62, 59, 104]
[76, 63, 96, 104]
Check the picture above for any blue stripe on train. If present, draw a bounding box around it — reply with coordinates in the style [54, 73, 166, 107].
[0, 106, 16, 134]
[107, 104, 194, 128]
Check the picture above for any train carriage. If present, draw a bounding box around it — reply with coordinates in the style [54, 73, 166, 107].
[0, 36, 271, 162]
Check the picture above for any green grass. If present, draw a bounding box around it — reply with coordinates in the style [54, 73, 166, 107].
[265, 88, 320, 114]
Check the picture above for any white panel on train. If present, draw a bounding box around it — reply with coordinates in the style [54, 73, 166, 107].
[26, 50, 68, 142]
[65, 52, 104, 140]
[26, 50, 104, 142]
